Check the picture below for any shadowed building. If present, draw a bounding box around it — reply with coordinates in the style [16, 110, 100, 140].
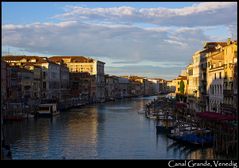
[49, 56, 105, 102]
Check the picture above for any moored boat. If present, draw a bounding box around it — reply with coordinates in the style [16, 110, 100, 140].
[36, 103, 60, 117]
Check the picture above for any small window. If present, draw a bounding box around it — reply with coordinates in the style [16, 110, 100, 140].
[219, 72, 221, 79]
[225, 72, 228, 79]
[43, 82, 46, 89]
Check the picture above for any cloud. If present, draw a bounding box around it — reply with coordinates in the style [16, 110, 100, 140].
[2, 2, 236, 79]
[105, 65, 183, 80]
[112, 61, 140, 64]
[2, 21, 211, 63]
[228, 23, 237, 40]
[54, 2, 237, 27]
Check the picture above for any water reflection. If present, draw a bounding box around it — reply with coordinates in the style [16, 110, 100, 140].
[3, 96, 218, 159]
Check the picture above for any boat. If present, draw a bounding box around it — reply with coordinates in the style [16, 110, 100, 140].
[36, 103, 60, 117]
[156, 120, 176, 134]
[1, 144, 12, 160]
[138, 110, 145, 114]
[3, 115, 24, 121]
[156, 125, 175, 134]
[167, 129, 213, 147]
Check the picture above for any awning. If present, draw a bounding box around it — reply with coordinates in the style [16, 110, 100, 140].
[197, 111, 238, 121]
[176, 102, 187, 108]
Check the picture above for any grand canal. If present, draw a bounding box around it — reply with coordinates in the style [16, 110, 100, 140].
[3, 96, 216, 159]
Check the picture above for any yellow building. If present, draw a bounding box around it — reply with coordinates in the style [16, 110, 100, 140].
[172, 75, 187, 95]
[222, 39, 237, 111]
[166, 80, 175, 93]
[206, 42, 226, 112]
[186, 50, 203, 112]
[205, 39, 237, 113]
[186, 63, 194, 96]
[49, 56, 102, 75]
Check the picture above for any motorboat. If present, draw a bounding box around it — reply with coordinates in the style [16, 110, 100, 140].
[36, 103, 60, 117]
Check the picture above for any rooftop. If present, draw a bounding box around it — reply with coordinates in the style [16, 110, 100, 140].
[50, 56, 100, 63]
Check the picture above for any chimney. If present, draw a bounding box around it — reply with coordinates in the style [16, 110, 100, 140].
[227, 38, 231, 45]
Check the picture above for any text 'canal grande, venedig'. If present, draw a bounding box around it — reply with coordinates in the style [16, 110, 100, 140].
[3, 96, 218, 160]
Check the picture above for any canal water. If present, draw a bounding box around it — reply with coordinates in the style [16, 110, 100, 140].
[3, 96, 216, 159]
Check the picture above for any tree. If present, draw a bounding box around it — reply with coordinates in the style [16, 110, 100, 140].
[179, 80, 185, 94]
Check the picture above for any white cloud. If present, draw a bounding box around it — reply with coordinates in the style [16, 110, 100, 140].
[2, 21, 210, 63]
[53, 2, 237, 27]
[2, 2, 237, 79]
[105, 65, 183, 80]
[228, 23, 237, 40]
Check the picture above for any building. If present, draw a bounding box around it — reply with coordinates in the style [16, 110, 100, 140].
[198, 49, 208, 112]
[127, 76, 144, 96]
[147, 78, 160, 95]
[47, 58, 70, 100]
[6, 66, 33, 103]
[1, 60, 8, 113]
[105, 75, 119, 100]
[3, 56, 65, 101]
[158, 79, 168, 94]
[35, 58, 62, 100]
[221, 39, 237, 114]
[90, 75, 97, 103]
[186, 63, 195, 110]
[173, 75, 188, 95]
[69, 72, 91, 102]
[206, 42, 226, 112]
[233, 58, 238, 115]
[49, 56, 105, 102]
[118, 77, 130, 98]
[186, 50, 201, 112]
[180, 69, 187, 76]
[22, 64, 43, 107]
[186, 63, 194, 96]
[143, 79, 151, 96]
[166, 80, 176, 93]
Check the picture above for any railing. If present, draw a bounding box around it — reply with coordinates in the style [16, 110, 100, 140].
[223, 89, 233, 96]
[220, 103, 237, 115]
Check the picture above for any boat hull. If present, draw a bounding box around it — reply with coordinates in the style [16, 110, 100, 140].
[36, 112, 60, 117]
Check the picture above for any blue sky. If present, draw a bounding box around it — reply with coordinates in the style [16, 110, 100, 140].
[2, 2, 237, 80]
[2, 2, 196, 24]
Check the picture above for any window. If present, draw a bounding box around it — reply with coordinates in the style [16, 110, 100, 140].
[225, 72, 228, 79]
[43, 82, 46, 89]
[43, 72, 46, 79]
[215, 73, 216, 79]
[219, 72, 221, 79]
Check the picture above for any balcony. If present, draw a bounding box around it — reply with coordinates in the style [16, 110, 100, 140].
[224, 77, 233, 82]
[223, 89, 233, 97]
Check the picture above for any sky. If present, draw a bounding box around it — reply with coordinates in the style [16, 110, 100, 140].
[2, 2, 237, 80]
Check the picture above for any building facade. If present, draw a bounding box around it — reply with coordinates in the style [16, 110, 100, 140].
[49, 56, 105, 102]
